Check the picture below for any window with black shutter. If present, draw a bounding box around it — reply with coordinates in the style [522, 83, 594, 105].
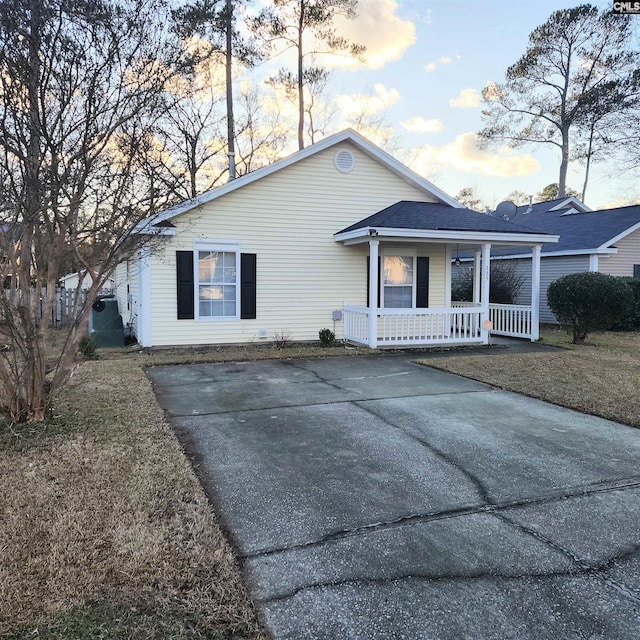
[240, 253, 257, 319]
[176, 251, 194, 319]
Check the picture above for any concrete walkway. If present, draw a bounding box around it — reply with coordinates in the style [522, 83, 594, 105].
[148, 355, 640, 639]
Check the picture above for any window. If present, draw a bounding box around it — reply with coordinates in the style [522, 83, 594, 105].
[196, 244, 239, 319]
[634, 264, 640, 280]
[383, 254, 414, 308]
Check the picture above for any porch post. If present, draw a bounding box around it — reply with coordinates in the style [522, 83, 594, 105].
[473, 250, 481, 304]
[368, 238, 379, 349]
[481, 243, 491, 344]
[445, 243, 452, 307]
[531, 244, 541, 341]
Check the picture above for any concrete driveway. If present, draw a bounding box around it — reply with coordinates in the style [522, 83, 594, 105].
[148, 355, 640, 639]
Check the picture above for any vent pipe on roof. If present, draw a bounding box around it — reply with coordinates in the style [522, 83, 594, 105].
[524, 195, 533, 215]
[228, 152, 235, 181]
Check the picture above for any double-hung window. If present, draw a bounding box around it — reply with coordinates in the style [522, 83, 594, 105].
[383, 253, 414, 308]
[196, 243, 240, 319]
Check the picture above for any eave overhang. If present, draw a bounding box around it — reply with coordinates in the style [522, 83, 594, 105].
[334, 226, 559, 246]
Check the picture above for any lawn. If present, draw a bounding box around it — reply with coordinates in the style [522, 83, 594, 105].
[3, 328, 638, 637]
[0, 348, 275, 638]
[0, 338, 373, 639]
[418, 327, 640, 429]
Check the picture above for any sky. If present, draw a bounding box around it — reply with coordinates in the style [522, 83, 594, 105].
[256, 0, 639, 210]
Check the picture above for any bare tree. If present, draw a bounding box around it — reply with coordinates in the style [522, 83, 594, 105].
[152, 61, 228, 200]
[252, 0, 364, 150]
[479, 5, 640, 198]
[173, 0, 260, 181]
[455, 187, 485, 212]
[504, 191, 531, 207]
[233, 83, 290, 175]
[0, 0, 180, 421]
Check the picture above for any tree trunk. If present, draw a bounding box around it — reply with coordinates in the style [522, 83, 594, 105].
[581, 123, 595, 202]
[558, 126, 570, 198]
[297, 0, 305, 150]
[225, 0, 235, 180]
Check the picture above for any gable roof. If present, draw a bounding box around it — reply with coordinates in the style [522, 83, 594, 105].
[338, 201, 546, 235]
[529, 196, 591, 214]
[135, 129, 463, 233]
[490, 203, 640, 257]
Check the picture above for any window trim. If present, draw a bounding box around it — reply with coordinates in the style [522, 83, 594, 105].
[381, 247, 417, 309]
[194, 241, 241, 322]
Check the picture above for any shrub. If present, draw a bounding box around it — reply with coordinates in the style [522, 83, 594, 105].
[272, 329, 291, 349]
[612, 278, 640, 331]
[78, 335, 97, 359]
[451, 266, 473, 302]
[451, 260, 525, 304]
[318, 328, 336, 347]
[547, 272, 633, 344]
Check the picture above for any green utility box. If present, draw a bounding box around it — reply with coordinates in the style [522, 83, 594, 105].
[89, 296, 124, 348]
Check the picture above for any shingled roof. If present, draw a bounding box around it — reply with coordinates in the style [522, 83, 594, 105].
[492, 204, 640, 256]
[337, 201, 546, 235]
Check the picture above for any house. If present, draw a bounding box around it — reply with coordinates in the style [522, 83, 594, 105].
[59, 269, 115, 291]
[116, 130, 557, 349]
[470, 198, 640, 323]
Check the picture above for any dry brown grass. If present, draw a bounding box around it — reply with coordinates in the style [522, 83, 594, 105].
[418, 328, 640, 428]
[102, 340, 374, 366]
[0, 352, 269, 638]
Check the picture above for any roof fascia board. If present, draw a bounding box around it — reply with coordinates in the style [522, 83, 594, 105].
[334, 226, 558, 245]
[598, 220, 640, 250]
[136, 225, 176, 236]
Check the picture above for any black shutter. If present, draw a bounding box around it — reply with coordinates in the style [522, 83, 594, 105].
[366, 256, 381, 307]
[416, 257, 429, 308]
[240, 253, 257, 319]
[634, 264, 640, 280]
[176, 251, 194, 319]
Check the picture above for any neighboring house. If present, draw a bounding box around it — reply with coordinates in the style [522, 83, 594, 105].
[463, 198, 640, 323]
[59, 270, 115, 291]
[116, 130, 557, 349]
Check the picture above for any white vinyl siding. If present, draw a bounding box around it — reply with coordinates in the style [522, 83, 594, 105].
[512, 254, 591, 324]
[598, 229, 640, 277]
[114, 258, 138, 336]
[146, 142, 441, 346]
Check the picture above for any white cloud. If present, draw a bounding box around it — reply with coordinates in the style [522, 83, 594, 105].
[335, 83, 401, 119]
[401, 116, 443, 134]
[424, 56, 453, 73]
[328, 0, 416, 70]
[406, 132, 540, 178]
[449, 88, 481, 109]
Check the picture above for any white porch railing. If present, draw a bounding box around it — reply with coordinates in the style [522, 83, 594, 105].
[345, 302, 535, 347]
[344, 305, 484, 347]
[343, 305, 369, 344]
[489, 303, 532, 339]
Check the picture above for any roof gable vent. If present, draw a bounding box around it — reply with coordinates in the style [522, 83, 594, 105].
[334, 149, 355, 173]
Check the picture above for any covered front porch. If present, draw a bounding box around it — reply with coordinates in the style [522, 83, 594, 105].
[334, 202, 558, 349]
